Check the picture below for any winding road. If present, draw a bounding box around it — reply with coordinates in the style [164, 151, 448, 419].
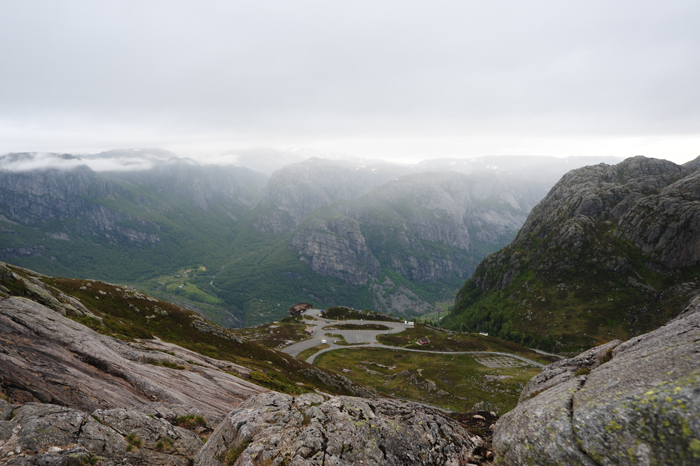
[281, 309, 545, 367]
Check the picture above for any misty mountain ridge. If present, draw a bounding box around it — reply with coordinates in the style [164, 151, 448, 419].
[1, 148, 624, 326]
[443, 155, 700, 353]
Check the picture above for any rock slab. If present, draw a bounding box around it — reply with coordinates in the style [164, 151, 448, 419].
[196, 392, 483, 466]
[494, 295, 700, 465]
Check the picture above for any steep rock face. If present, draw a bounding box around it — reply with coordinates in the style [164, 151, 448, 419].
[336, 172, 535, 280]
[0, 163, 121, 224]
[491, 157, 689, 293]
[493, 295, 700, 465]
[0, 163, 165, 246]
[252, 158, 413, 233]
[278, 171, 538, 316]
[0, 296, 265, 416]
[195, 392, 482, 466]
[444, 156, 700, 351]
[517, 157, 686, 240]
[616, 169, 700, 268]
[288, 217, 380, 285]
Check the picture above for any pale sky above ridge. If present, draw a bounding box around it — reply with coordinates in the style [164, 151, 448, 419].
[1, 1, 699, 165]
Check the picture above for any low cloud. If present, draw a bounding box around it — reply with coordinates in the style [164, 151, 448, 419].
[0, 150, 171, 172]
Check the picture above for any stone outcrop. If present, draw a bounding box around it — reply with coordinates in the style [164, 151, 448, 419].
[493, 294, 700, 465]
[482, 156, 692, 294]
[0, 296, 265, 417]
[195, 392, 483, 466]
[616, 169, 700, 268]
[0, 400, 208, 465]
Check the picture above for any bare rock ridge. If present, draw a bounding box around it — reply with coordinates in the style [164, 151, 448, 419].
[445, 155, 700, 351]
[493, 294, 700, 465]
[195, 392, 482, 466]
[0, 296, 265, 416]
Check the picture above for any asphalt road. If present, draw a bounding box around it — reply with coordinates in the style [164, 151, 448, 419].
[280, 309, 545, 368]
[281, 308, 407, 357]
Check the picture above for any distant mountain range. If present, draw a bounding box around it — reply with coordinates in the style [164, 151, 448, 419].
[443, 155, 700, 353]
[0, 148, 622, 326]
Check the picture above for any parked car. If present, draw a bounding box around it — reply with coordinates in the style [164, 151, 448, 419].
[321, 339, 327, 343]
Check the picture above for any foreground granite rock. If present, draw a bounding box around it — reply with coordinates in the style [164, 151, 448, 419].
[0, 296, 265, 417]
[196, 392, 483, 466]
[494, 295, 700, 465]
[0, 399, 207, 465]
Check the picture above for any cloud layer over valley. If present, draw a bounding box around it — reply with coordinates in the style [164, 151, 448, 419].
[0, 1, 699, 162]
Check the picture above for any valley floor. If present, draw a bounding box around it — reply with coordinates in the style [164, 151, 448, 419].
[281, 309, 546, 413]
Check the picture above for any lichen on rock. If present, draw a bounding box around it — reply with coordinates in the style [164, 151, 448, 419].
[195, 392, 482, 466]
[493, 294, 700, 465]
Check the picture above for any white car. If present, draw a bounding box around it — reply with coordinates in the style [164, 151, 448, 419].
[321, 339, 327, 343]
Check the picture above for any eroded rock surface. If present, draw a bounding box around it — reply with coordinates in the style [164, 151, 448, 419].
[0, 296, 265, 417]
[288, 217, 381, 285]
[494, 295, 700, 465]
[196, 392, 483, 466]
[0, 400, 208, 465]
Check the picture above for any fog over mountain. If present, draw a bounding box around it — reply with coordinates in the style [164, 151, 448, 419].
[0, 148, 623, 325]
[1, 1, 699, 161]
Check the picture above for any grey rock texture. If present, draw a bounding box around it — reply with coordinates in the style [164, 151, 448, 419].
[282, 170, 537, 314]
[0, 262, 97, 319]
[0, 401, 207, 465]
[471, 156, 693, 296]
[195, 392, 483, 466]
[518, 340, 622, 402]
[0, 296, 265, 416]
[289, 217, 381, 285]
[493, 294, 700, 465]
[616, 169, 700, 268]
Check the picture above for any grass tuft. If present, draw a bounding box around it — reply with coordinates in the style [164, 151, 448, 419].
[224, 439, 252, 465]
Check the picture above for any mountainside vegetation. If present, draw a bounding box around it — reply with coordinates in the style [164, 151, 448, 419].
[1, 259, 554, 416]
[0, 150, 624, 327]
[0, 260, 373, 397]
[443, 156, 700, 353]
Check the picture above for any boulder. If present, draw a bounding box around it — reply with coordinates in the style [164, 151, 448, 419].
[195, 392, 483, 466]
[494, 295, 700, 465]
[0, 402, 204, 465]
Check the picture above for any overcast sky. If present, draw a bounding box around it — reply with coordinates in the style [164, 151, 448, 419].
[1, 1, 699, 164]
